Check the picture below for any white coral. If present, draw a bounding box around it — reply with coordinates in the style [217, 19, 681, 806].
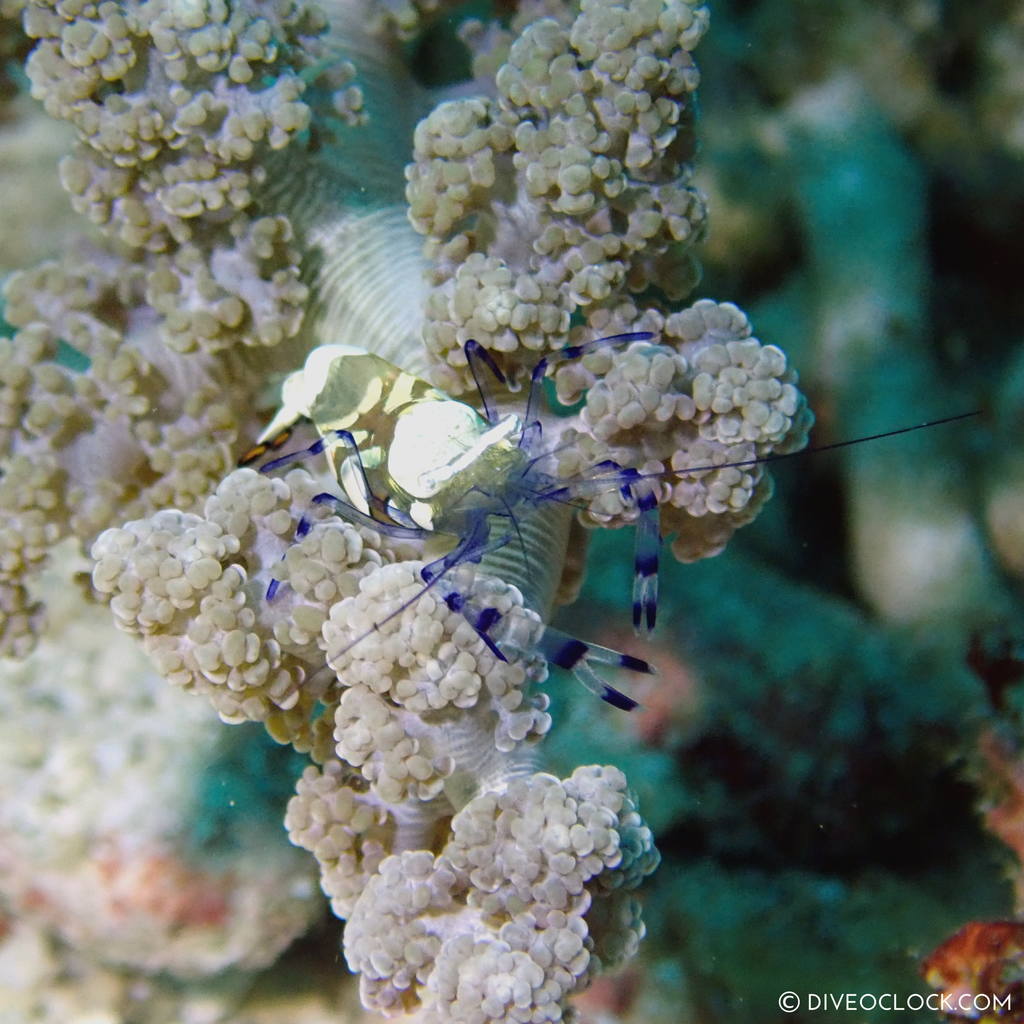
[342, 766, 659, 1021]
[406, 0, 710, 391]
[0, 258, 250, 655]
[285, 758, 396, 919]
[91, 467, 400, 745]
[324, 560, 552, 800]
[0, 550, 321, 977]
[24, 0, 322, 354]
[551, 299, 812, 561]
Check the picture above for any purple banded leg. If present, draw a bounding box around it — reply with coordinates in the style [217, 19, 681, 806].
[258, 432, 338, 474]
[464, 339, 507, 425]
[264, 452, 433, 604]
[259, 428, 383, 516]
[631, 488, 660, 635]
[419, 516, 651, 711]
[265, 508, 316, 600]
[419, 514, 493, 586]
[612, 467, 660, 634]
[536, 626, 653, 711]
[543, 628, 655, 676]
[262, 428, 401, 527]
[442, 587, 651, 711]
[430, 514, 522, 664]
[520, 358, 550, 445]
[555, 331, 657, 362]
[545, 458, 639, 499]
[517, 420, 544, 459]
[560, 460, 662, 635]
[520, 331, 655, 442]
[420, 516, 509, 658]
[310, 492, 429, 540]
[258, 429, 433, 600]
[443, 589, 507, 662]
[327, 515, 497, 662]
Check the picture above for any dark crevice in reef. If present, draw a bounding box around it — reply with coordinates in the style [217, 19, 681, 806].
[927, 167, 1024, 387]
[663, 733, 984, 877]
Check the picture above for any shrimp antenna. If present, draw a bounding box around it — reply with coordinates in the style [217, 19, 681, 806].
[529, 411, 982, 502]
[643, 409, 982, 483]
[773, 410, 980, 459]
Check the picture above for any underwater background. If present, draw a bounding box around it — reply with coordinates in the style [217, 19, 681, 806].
[1, 0, 1023, 1022]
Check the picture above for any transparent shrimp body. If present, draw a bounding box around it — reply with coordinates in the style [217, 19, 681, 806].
[248, 343, 652, 711]
[255, 344, 530, 534]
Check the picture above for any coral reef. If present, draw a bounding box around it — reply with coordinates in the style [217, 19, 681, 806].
[407, 0, 709, 390]
[0, 544, 322, 1017]
[3, 0, 788, 1019]
[21, 0, 326, 351]
[2, 0, 1022, 1022]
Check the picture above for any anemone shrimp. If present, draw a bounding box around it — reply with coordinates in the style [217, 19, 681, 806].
[240, 334, 975, 711]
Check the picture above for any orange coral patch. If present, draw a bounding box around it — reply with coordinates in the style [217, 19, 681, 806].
[922, 920, 1024, 1021]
